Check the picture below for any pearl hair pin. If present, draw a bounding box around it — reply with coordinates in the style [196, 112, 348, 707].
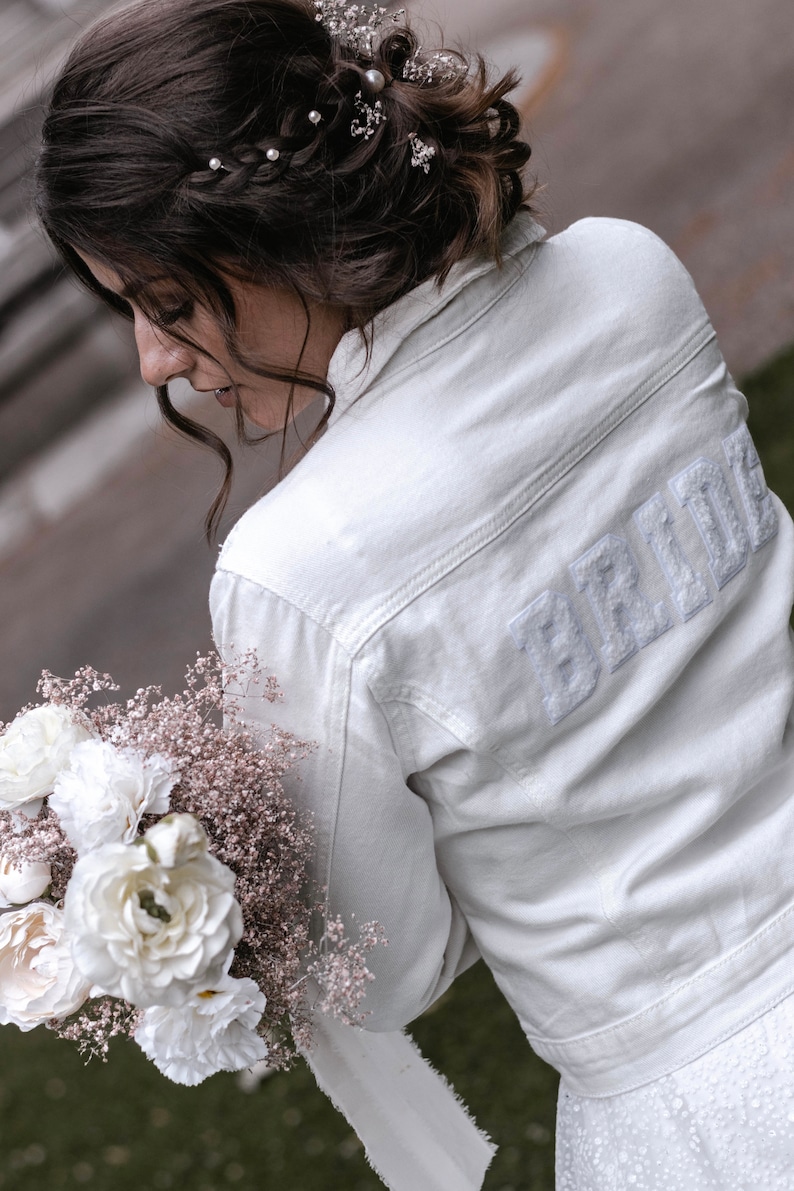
[364, 68, 387, 92]
[308, 109, 323, 125]
[208, 149, 279, 172]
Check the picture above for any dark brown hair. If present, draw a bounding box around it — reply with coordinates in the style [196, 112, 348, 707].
[35, 0, 534, 537]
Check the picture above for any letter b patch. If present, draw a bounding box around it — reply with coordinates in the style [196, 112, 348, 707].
[510, 591, 600, 725]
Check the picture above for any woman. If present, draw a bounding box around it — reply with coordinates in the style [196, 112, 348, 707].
[36, 1, 794, 1188]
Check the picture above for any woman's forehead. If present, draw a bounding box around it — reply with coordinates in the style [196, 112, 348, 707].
[73, 249, 173, 299]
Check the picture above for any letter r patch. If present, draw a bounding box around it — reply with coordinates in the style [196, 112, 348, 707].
[570, 534, 673, 671]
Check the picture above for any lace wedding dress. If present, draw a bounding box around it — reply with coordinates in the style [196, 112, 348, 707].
[555, 993, 794, 1189]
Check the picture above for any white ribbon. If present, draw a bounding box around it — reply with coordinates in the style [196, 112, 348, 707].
[303, 1013, 496, 1191]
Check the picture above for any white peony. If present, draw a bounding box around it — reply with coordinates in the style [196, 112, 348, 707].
[0, 705, 92, 810]
[134, 973, 268, 1085]
[0, 855, 51, 907]
[0, 902, 91, 1030]
[49, 740, 176, 854]
[64, 818, 242, 1008]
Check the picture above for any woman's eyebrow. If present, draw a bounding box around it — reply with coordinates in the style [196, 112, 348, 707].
[116, 275, 174, 300]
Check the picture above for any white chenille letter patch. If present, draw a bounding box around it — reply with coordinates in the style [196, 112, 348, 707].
[723, 425, 778, 551]
[570, 534, 673, 671]
[670, 458, 748, 588]
[509, 590, 600, 725]
[633, 493, 711, 621]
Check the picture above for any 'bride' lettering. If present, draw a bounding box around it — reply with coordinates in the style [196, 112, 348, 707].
[511, 427, 776, 724]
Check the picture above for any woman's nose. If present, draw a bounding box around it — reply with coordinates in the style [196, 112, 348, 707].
[133, 314, 193, 387]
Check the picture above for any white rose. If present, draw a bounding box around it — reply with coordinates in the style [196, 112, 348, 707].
[50, 741, 176, 854]
[134, 974, 268, 1086]
[0, 855, 51, 907]
[0, 902, 91, 1030]
[64, 821, 242, 1008]
[145, 813, 207, 869]
[0, 705, 92, 810]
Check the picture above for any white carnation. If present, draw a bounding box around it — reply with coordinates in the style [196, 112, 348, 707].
[134, 974, 268, 1085]
[0, 855, 51, 907]
[0, 705, 92, 810]
[50, 740, 176, 854]
[0, 902, 91, 1030]
[64, 819, 242, 1008]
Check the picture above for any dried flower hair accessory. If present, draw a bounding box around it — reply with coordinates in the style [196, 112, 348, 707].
[401, 49, 468, 85]
[409, 132, 436, 173]
[314, 0, 404, 58]
[351, 92, 386, 139]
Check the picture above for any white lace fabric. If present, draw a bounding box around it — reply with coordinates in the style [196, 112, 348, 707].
[556, 992, 794, 1189]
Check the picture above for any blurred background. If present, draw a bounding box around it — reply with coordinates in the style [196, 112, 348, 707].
[0, 0, 791, 1188]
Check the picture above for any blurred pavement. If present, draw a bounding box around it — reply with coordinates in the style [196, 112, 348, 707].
[0, 0, 138, 484]
[0, 0, 792, 719]
[421, 0, 794, 374]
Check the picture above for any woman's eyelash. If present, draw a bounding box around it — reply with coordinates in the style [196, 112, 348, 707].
[152, 301, 193, 329]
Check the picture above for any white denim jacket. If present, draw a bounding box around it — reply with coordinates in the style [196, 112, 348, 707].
[211, 214, 794, 1098]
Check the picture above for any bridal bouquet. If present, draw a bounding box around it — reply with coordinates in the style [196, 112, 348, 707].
[0, 655, 381, 1086]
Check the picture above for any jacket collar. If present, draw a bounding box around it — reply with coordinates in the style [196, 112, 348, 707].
[326, 212, 546, 421]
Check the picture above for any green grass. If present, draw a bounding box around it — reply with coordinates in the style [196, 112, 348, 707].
[1, 342, 792, 1191]
[0, 962, 558, 1191]
[745, 342, 794, 513]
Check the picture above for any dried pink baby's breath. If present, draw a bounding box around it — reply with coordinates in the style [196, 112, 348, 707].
[53, 998, 141, 1061]
[37, 666, 120, 709]
[0, 807, 74, 898]
[309, 917, 386, 1023]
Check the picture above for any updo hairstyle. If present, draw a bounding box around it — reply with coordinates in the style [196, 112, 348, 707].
[35, 0, 534, 535]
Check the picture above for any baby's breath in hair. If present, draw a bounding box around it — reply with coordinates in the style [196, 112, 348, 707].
[314, 0, 404, 57]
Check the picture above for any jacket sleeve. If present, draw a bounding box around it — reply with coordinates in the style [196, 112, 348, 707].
[210, 566, 479, 1031]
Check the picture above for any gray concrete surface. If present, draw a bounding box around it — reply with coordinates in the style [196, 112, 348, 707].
[1, 0, 792, 720]
[0, 0, 140, 478]
[418, 0, 794, 375]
